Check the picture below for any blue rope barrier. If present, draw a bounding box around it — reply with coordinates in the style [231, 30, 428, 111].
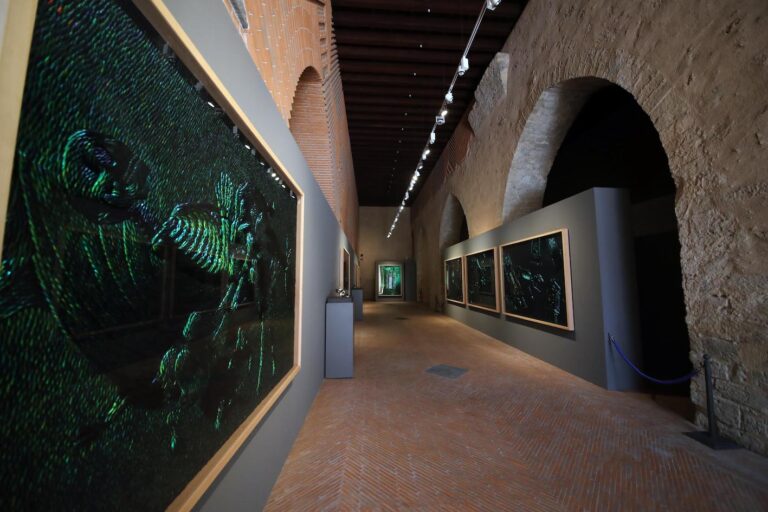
[608, 334, 699, 385]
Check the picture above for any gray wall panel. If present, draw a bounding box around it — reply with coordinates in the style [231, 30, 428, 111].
[161, 0, 355, 510]
[444, 188, 641, 390]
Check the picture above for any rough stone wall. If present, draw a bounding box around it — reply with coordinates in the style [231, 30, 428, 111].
[222, 0, 358, 247]
[411, 0, 768, 454]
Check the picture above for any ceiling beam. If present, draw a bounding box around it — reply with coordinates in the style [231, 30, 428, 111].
[333, 11, 517, 37]
[332, 0, 522, 18]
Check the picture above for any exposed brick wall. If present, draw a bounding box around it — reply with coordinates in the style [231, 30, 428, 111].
[289, 67, 337, 212]
[222, 0, 358, 248]
[411, 0, 768, 454]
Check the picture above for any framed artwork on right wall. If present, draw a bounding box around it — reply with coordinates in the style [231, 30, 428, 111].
[500, 229, 574, 330]
[444, 256, 465, 305]
[465, 247, 500, 313]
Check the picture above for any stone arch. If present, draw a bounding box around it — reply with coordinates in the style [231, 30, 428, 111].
[502, 77, 612, 223]
[411, 3, 768, 451]
[438, 193, 469, 251]
[289, 66, 337, 216]
[414, 224, 428, 303]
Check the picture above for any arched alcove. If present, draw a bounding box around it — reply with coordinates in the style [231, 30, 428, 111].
[501, 77, 612, 223]
[434, 194, 469, 311]
[438, 194, 469, 251]
[289, 67, 337, 215]
[543, 83, 691, 400]
[413, 225, 428, 303]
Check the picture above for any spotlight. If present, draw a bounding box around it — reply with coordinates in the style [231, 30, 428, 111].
[435, 115, 445, 125]
[445, 91, 454, 104]
[429, 131, 436, 144]
[422, 149, 431, 160]
[441, 109, 448, 117]
[486, 0, 502, 10]
[458, 56, 469, 76]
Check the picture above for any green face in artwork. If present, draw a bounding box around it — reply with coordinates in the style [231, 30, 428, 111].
[0, 1, 297, 509]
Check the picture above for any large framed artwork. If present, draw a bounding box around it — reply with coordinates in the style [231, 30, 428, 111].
[341, 247, 350, 291]
[500, 229, 574, 330]
[444, 256, 465, 305]
[0, 1, 304, 510]
[466, 247, 500, 312]
[377, 261, 403, 298]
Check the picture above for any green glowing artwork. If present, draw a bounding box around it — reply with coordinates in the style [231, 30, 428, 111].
[445, 257, 464, 304]
[501, 230, 573, 330]
[466, 248, 499, 312]
[0, 1, 297, 509]
[377, 263, 402, 297]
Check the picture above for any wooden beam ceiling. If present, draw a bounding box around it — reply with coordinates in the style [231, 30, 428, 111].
[333, 0, 528, 206]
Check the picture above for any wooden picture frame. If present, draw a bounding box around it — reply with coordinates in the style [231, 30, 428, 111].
[465, 247, 500, 313]
[444, 256, 466, 305]
[499, 229, 574, 331]
[376, 260, 403, 298]
[0, 1, 305, 510]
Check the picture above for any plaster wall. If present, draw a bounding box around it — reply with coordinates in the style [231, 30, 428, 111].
[412, 0, 768, 453]
[358, 206, 413, 301]
[0, 0, 8, 47]
[160, 1, 356, 509]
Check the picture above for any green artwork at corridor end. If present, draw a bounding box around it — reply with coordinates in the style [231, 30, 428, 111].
[501, 230, 572, 329]
[466, 249, 498, 311]
[378, 264, 402, 296]
[445, 257, 464, 304]
[0, 1, 297, 509]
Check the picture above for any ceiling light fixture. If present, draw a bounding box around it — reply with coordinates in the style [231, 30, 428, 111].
[385, 0, 500, 239]
[458, 56, 469, 76]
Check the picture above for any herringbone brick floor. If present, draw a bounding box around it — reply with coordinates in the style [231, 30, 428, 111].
[265, 302, 768, 511]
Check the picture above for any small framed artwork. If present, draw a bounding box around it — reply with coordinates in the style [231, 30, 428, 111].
[500, 229, 574, 330]
[465, 247, 500, 313]
[444, 256, 465, 305]
[376, 261, 403, 298]
[341, 247, 350, 291]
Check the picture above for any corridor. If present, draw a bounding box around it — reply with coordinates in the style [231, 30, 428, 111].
[266, 302, 768, 511]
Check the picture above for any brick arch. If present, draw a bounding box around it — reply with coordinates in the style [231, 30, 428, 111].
[289, 66, 337, 215]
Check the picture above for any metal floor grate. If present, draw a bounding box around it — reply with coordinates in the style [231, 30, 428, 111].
[426, 364, 468, 379]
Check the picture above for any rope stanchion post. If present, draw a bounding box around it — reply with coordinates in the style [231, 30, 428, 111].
[684, 354, 740, 450]
[607, 334, 740, 450]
